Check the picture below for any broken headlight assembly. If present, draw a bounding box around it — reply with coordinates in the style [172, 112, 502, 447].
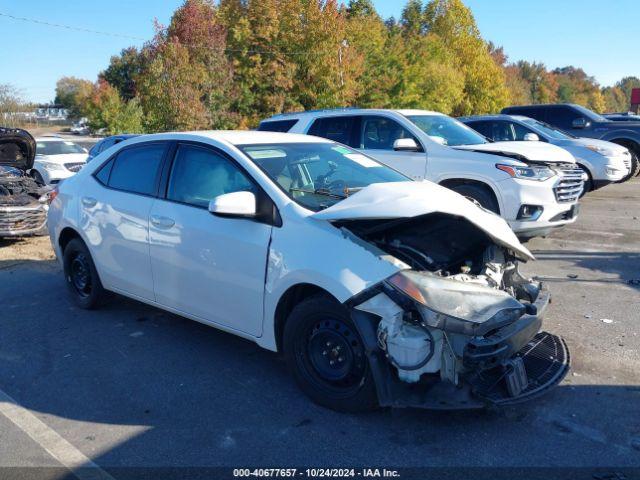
[386, 270, 526, 336]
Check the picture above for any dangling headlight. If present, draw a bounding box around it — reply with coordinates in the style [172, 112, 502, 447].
[386, 271, 525, 335]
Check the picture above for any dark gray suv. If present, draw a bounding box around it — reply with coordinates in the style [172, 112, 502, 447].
[501, 104, 640, 179]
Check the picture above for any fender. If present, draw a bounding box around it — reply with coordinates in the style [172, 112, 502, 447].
[434, 173, 506, 217]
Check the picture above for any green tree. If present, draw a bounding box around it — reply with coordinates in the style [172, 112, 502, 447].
[515, 61, 558, 104]
[423, 0, 509, 115]
[614, 76, 640, 106]
[100, 47, 143, 101]
[86, 81, 144, 134]
[54, 77, 94, 118]
[400, 0, 424, 37]
[602, 86, 628, 113]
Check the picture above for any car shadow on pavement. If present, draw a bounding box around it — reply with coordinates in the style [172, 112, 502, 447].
[530, 250, 640, 290]
[0, 259, 639, 471]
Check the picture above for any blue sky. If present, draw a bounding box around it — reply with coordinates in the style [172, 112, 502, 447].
[0, 0, 637, 103]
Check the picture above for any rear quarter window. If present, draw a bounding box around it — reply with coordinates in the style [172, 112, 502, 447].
[257, 119, 299, 132]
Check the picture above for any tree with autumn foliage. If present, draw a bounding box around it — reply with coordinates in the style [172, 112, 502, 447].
[85, 80, 144, 134]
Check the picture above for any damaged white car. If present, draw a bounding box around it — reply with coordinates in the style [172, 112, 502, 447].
[48, 131, 570, 411]
[0, 128, 50, 237]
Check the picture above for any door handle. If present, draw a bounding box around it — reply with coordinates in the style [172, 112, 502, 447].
[81, 197, 97, 208]
[150, 215, 175, 229]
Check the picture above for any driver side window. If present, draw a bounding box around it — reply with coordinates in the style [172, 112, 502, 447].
[360, 116, 420, 151]
[167, 145, 254, 209]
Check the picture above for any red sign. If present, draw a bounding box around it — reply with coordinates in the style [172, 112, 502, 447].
[631, 88, 640, 105]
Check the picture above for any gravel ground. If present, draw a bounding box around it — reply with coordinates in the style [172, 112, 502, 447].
[0, 178, 638, 478]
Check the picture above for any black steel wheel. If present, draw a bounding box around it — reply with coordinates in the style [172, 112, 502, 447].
[283, 294, 378, 412]
[63, 238, 106, 309]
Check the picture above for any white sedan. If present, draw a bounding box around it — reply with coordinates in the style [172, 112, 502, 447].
[47, 131, 569, 411]
[33, 136, 88, 185]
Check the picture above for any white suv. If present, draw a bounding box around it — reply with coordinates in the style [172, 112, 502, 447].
[260, 109, 584, 239]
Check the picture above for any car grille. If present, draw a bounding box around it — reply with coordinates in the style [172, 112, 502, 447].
[0, 206, 47, 234]
[64, 162, 84, 173]
[553, 164, 583, 203]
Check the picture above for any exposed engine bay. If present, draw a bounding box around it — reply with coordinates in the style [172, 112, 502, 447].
[0, 128, 49, 236]
[341, 213, 570, 408]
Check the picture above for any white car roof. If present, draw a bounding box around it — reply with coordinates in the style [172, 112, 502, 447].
[125, 130, 334, 146]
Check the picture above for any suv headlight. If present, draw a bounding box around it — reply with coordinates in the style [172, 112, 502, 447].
[586, 145, 615, 156]
[496, 164, 554, 181]
[387, 271, 525, 336]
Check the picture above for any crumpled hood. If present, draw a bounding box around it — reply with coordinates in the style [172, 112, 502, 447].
[312, 181, 534, 261]
[455, 141, 576, 164]
[0, 128, 36, 171]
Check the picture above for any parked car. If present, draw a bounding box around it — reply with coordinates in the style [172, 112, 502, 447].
[261, 109, 584, 239]
[70, 119, 90, 135]
[501, 103, 640, 178]
[603, 112, 640, 122]
[0, 127, 49, 237]
[47, 131, 569, 411]
[459, 114, 631, 193]
[87, 134, 139, 162]
[32, 136, 88, 185]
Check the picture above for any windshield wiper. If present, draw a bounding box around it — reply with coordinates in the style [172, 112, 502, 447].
[289, 187, 346, 199]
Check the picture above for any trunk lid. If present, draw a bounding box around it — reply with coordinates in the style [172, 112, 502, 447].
[311, 181, 534, 261]
[0, 128, 36, 171]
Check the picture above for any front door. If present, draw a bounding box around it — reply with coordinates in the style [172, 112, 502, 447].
[357, 115, 427, 180]
[148, 143, 272, 336]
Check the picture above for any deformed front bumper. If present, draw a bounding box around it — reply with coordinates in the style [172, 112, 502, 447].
[350, 286, 570, 410]
[0, 204, 48, 237]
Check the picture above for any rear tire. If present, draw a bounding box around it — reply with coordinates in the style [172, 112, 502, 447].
[449, 184, 500, 214]
[283, 294, 378, 412]
[63, 238, 106, 309]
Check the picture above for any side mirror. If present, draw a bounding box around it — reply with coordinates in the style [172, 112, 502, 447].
[571, 117, 590, 129]
[523, 133, 540, 142]
[393, 138, 420, 152]
[208, 191, 256, 218]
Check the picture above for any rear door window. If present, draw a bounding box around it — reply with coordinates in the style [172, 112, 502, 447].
[465, 121, 493, 139]
[107, 143, 166, 196]
[307, 116, 358, 147]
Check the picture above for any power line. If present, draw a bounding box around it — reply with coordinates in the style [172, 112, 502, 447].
[0, 11, 334, 56]
[0, 12, 147, 41]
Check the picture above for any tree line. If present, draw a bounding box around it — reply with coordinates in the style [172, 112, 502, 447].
[50, 0, 640, 135]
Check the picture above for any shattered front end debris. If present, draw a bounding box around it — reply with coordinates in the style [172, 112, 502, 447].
[335, 204, 570, 409]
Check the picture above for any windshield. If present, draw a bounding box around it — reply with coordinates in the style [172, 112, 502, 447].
[406, 115, 488, 146]
[521, 118, 575, 139]
[238, 142, 408, 212]
[36, 141, 85, 156]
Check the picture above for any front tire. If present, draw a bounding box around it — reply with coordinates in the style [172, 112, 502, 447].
[450, 184, 500, 214]
[63, 238, 106, 309]
[283, 294, 378, 412]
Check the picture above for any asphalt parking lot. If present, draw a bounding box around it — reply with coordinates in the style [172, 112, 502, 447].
[0, 178, 638, 477]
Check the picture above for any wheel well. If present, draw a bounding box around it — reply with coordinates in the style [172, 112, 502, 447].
[273, 283, 333, 352]
[610, 138, 639, 154]
[438, 179, 500, 214]
[58, 227, 82, 253]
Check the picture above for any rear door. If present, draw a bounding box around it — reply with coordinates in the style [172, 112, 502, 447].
[148, 142, 272, 336]
[83, 142, 168, 300]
